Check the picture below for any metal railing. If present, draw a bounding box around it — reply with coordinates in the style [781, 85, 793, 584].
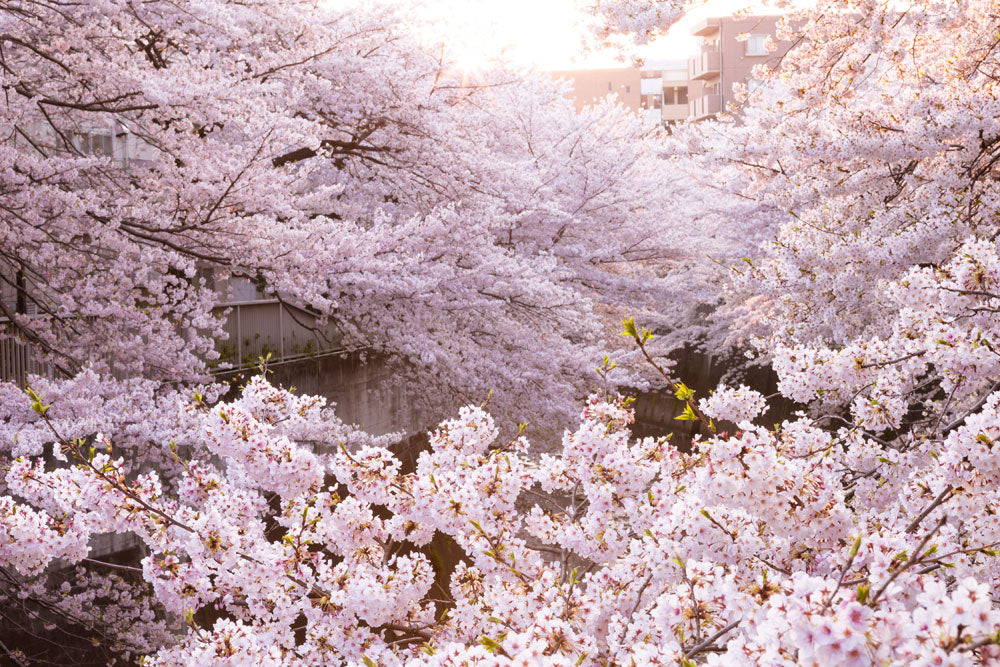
[0, 336, 54, 386]
[0, 299, 346, 384]
[210, 299, 346, 371]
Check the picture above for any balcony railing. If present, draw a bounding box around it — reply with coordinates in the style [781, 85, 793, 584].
[211, 299, 346, 371]
[0, 299, 347, 385]
[687, 47, 720, 81]
[640, 78, 663, 95]
[0, 336, 54, 386]
[688, 93, 722, 120]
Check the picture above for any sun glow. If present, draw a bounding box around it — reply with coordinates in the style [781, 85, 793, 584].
[401, 0, 793, 71]
[333, 0, 810, 72]
[405, 0, 611, 71]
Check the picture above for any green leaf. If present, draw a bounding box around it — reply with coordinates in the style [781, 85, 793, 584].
[362, 657, 377, 667]
[479, 636, 504, 655]
[621, 316, 638, 339]
[849, 535, 862, 558]
[674, 382, 695, 401]
[675, 404, 698, 421]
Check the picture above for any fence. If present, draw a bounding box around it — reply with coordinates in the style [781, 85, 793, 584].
[0, 299, 346, 384]
[0, 336, 53, 386]
[211, 299, 346, 371]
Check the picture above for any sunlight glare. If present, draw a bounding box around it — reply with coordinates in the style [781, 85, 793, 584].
[407, 0, 605, 71]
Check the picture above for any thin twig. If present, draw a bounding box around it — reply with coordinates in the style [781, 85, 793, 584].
[684, 618, 741, 659]
[905, 485, 954, 534]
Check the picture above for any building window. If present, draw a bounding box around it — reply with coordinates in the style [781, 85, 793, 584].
[625, 85, 631, 93]
[746, 34, 768, 56]
[662, 86, 688, 105]
[608, 81, 612, 91]
[641, 94, 663, 109]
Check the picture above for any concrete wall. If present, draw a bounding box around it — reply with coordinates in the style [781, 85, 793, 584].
[222, 351, 427, 438]
[88, 350, 429, 559]
[632, 345, 801, 451]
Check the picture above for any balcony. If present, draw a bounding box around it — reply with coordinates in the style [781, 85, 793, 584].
[0, 298, 348, 386]
[688, 93, 722, 120]
[211, 299, 346, 371]
[691, 18, 721, 37]
[688, 46, 720, 81]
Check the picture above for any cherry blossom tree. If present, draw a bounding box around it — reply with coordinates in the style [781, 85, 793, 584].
[6, 270, 1000, 663]
[5, 0, 1000, 664]
[595, 0, 1000, 346]
[0, 0, 699, 659]
[0, 0, 683, 431]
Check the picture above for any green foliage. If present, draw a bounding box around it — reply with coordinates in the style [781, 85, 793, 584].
[676, 404, 698, 421]
[674, 382, 695, 401]
[621, 316, 654, 343]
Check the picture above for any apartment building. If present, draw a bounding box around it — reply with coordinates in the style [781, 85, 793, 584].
[687, 15, 792, 121]
[551, 64, 690, 129]
[639, 59, 689, 128]
[549, 67, 641, 114]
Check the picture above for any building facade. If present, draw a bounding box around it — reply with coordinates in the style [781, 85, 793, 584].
[550, 62, 691, 129]
[640, 59, 689, 128]
[687, 15, 792, 121]
[549, 68, 641, 114]
[551, 14, 794, 128]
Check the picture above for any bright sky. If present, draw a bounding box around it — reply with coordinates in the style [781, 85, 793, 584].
[400, 0, 776, 71]
[330, 0, 784, 71]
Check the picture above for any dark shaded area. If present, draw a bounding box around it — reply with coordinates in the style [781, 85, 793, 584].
[0, 545, 154, 667]
[631, 345, 801, 451]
